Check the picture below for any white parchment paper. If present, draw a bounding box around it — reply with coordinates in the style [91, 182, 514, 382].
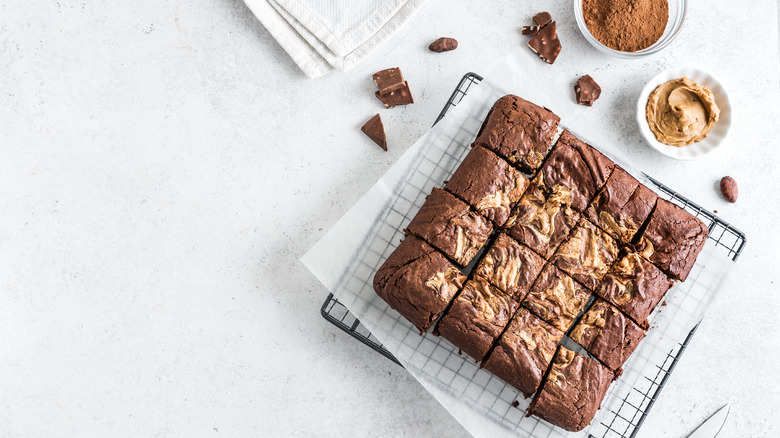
[301, 49, 738, 438]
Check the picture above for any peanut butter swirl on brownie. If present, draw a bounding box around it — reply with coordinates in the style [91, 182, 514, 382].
[570, 299, 645, 371]
[483, 308, 563, 397]
[436, 276, 519, 362]
[504, 181, 580, 259]
[632, 198, 708, 281]
[523, 264, 590, 332]
[445, 146, 529, 227]
[535, 129, 615, 212]
[585, 166, 658, 245]
[529, 347, 613, 432]
[406, 188, 493, 266]
[473, 233, 545, 300]
[373, 236, 466, 333]
[596, 251, 674, 327]
[553, 220, 619, 291]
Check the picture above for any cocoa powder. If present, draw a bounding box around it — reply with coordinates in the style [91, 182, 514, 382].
[582, 0, 669, 52]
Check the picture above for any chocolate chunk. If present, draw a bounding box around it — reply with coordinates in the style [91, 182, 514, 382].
[375, 81, 414, 108]
[372, 67, 405, 95]
[533, 11, 552, 27]
[528, 21, 561, 64]
[429, 37, 458, 52]
[575, 75, 602, 106]
[361, 114, 387, 151]
[522, 25, 541, 36]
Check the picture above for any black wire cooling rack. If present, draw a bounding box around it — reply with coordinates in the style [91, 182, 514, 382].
[319, 73, 746, 438]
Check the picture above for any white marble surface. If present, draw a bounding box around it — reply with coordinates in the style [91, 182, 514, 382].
[0, 1, 778, 437]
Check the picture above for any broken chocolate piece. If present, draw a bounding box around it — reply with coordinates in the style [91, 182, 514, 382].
[375, 81, 414, 108]
[522, 25, 541, 36]
[361, 114, 387, 151]
[429, 37, 458, 52]
[372, 67, 405, 95]
[534, 12, 552, 27]
[575, 75, 601, 106]
[528, 21, 561, 64]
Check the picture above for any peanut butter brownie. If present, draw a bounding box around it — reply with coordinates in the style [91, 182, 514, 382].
[473, 233, 545, 300]
[633, 198, 708, 281]
[552, 220, 620, 291]
[406, 188, 494, 267]
[482, 307, 563, 397]
[528, 347, 613, 432]
[596, 251, 674, 327]
[373, 236, 466, 333]
[436, 276, 519, 361]
[523, 264, 591, 332]
[504, 180, 580, 259]
[535, 129, 615, 212]
[445, 146, 529, 227]
[585, 167, 658, 245]
[570, 298, 645, 371]
[472, 95, 561, 173]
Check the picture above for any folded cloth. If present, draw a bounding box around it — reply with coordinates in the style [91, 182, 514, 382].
[244, 0, 427, 78]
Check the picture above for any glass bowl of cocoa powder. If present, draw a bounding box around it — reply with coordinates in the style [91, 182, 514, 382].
[574, 0, 686, 58]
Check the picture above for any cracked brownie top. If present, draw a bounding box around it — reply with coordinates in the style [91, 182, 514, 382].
[472, 95, 561, 173]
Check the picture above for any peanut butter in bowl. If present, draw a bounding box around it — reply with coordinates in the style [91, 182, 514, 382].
[645, 76, 720, 147]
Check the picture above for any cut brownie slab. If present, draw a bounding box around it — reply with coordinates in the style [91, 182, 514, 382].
[504, 180, 580, 259]
[406, 188, 494, 267]
[473, 233, 545, 300]
[585, 167, 658, 245]
[445, 146, 529, 227]
[373, 236, 466, 333]
[482, 307, 563, 397]
[472, 95, 561, 173]
[596, 251, 674, 327]
[436, 276, 519, 362]
[535, 129, 615, 212]
[570, 298, 646, 371]
[523, 264, 591, 332]
[552, 220, 620, 291]
[633, 198, 708, 281]
[528, 346, 613, 432]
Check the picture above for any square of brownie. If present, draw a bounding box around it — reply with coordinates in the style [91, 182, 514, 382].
[632, 198, 709, 281]
[482, 307, 563, 397]
[596, 251, 674, 328]
[504, 180, 580, 259]
[472, 95, 561, 173]
[584, 166, 658, 245]
[373, 236, 466, 333]
[570, 298, 646, 371]
[535, 129, 615, 212]
[445, 146, 529, 227]
[528, 346, 614, 432]
[552, 220, 620, 291]
[473, 233, 545, 300]
[523, 264, 591, 332]
[406, 188, 494, 267]
[436, 276, 519, 362]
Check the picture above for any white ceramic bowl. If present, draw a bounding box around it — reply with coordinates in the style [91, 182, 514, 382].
[636, 68, 731, 160]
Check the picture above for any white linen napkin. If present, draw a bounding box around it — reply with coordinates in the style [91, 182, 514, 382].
[244, 0, 427, 78]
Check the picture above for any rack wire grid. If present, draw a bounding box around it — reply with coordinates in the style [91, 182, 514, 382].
[318, 73, 746, 438]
